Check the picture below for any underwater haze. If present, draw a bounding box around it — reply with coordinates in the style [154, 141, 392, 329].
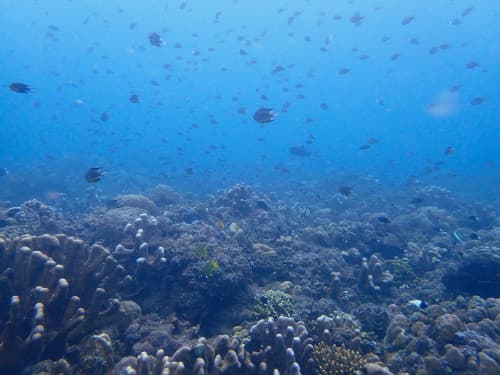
[1, 2, 500, 375]
[1, 0, 499, 202]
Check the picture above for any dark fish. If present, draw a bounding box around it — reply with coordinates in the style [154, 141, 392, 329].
[367, 137, 379, 145]
[185, 167, 194, 175]
[85, 167, 105, 183]
[469, 232, 479, 240]
[359, 144, 370, 150]
[253, 108, 276, 124]
[0, 168, 7, 176]
[470, 97, 485, 106]
[272, 65, 285, 74]
[409, 197, 424, 205]
[450, 18, 461, 26]
[401, 16, 415, 25]
[338, 68, 350, 75]
[378, 216, 391, 224]
[105, 199, 120, 209]
[350, 12, 364, 26]
[288, 146, 311, 157]
[444, 146, 454, 156]
[461, 7, 473, 17]
[100, 112, 110, 121]
[320, 103, 328, 110]
[9, 82, 32, 93]
[429, 46, 439, 55]
[149, 32, 164, 47]
[339, 186, 353, 197]
[466, 61, 479, 69]
[129, 94, 140, 103]
[467, 215, 480, 221]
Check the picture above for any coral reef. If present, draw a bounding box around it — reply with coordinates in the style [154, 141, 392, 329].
[0, 182, 498, 375]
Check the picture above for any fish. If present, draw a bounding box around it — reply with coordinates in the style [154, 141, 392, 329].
[467, 215, 480, 222]
[461, 7, 473, 17]
[466, 61, 479, 69]
[149, 32, 164, 47]
[367, 137, 379, 145]
[253, 108, 276, 124]
[129, 94, 140, 103]
[338, 68, 350, 75]
[470, 97, 485, 106]
[408, 299, 427, 309]
[401, 16, 415, 25]
[350, 12, 364, 26]
[288, 146, 311, 157]
[338, 186, 353, 197]
[377, 216, 391, 224]
[84, 167, 105, 183]
[0, 168, 8, 176]
[409, 197, 424, 205]
[9, 82, 32, 94]
[444, 146, 454, 156]
[100, 112, 110, 121]
[359, 144, 370, 150]
[429, 46, 439, 55]
[469, 233, 479, 240]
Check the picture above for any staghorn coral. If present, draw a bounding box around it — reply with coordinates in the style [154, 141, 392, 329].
[312, 342, 365, 375]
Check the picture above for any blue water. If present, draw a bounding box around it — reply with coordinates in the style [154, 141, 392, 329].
[1, 0, 499, 202]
